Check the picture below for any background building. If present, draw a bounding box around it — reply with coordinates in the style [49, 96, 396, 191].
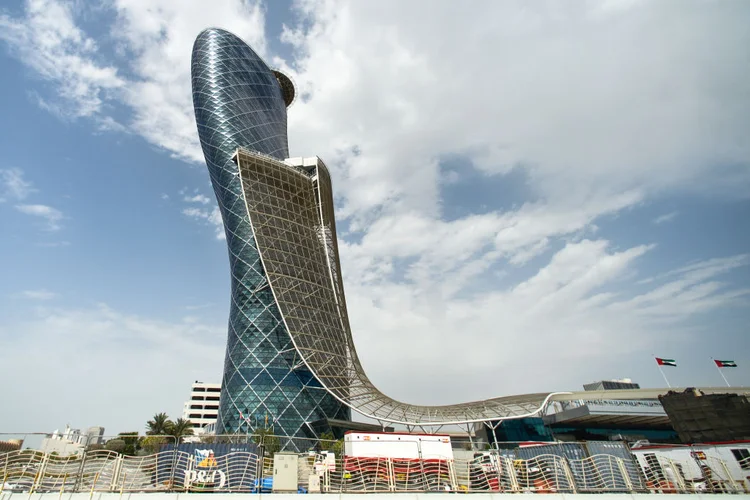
[481, 380, 678, 445]
[583, 378, 640, 391]
[85, 426, 105, 446]
[182, 381, 220, 435]
[480, 383, 750, 446]
[39, 424, 105, 456]
[0, 439, 23, 453]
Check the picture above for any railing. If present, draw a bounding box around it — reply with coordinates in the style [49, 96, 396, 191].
[643, 454, 744, 494]
[2, 447, 746, 494]
[0, 449, 259, 493]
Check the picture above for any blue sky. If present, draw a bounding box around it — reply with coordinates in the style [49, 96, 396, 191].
[0, 0, 749, 436]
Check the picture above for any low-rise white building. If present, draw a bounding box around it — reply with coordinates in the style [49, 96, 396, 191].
[182, 381, 221, 436]
[40, 424, 105, 456]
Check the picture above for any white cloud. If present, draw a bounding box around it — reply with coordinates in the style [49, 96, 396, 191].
[341, 191, 642, 294]
[611, 254, 750, 316]
[3, 1, 747, 226]
[653, 211, 679, 224]
[0, 0, 266, 161]
[15, 203, 64, 231]
[0, 303, 224, 433]
[180, 190, 221, 239]
[3, 170, 66, 232]
[184, 194, 211, 205]
[183, 205, 224, 239]
[0, 0, 125, 120]
[17, 289, 58, 300]
[109, 0, 268, 163]
[345, 242, 749, 403]
[282, 0, 750, 222]
[0, 168, 35, 202]
[275, 2, 750, 400]
[2, 2, 748, 213]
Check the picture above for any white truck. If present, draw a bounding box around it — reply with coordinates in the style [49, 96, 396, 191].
[338, 432, 455, 491]
[343, 431, 454, 460]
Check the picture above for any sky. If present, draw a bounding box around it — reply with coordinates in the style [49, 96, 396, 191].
[0, 0, 749, 437]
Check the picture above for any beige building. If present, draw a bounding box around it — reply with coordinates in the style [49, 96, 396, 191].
[182, 381, 220, 436]
[39, 425, 105, 456]
[0, 439, 22, 453]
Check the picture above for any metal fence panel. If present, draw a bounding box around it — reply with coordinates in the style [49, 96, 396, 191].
[585, 440, 647, 490]
[1, 440, 745, 495]
[515, 442, 587, 461]
[34, 454, 80, 493]
[0, 450, 45, 492]
[159, 443, 259, 491]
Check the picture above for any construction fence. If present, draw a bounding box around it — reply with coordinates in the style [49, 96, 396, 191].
[1, 441, 747, 494]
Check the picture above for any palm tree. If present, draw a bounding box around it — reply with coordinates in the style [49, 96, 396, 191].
[170, 418, 194, 443]
[146, 412, 171, 435]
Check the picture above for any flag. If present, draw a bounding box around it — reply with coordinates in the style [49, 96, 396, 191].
[656, 357, 677, 367]
[714, 360, 737, 368]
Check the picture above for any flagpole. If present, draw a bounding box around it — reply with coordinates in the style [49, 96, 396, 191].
[654, 354, 672, 388]
[711, 358, 731, 387]
[658, 364, 672, 388]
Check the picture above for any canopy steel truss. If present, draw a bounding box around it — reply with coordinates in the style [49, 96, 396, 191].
[234, 149, 556, 426]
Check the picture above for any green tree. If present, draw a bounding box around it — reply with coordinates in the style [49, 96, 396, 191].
[141, 435, 168, 454]
[318, 432, 335, 451]
[252, 427, 280, 455]
[117, 432, 141, 456]
[319, 432, 344, 457]
[146, 412, 172, 435]
[332, 439, 343, 457]
[170, 418, 194, 443]
[105, 439, 126, 453]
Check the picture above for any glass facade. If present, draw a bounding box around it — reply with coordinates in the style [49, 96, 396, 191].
[191, 28, 348, 437]
[487, 418, 555, 443]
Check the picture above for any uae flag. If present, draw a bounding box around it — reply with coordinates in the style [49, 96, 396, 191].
[714, 360, 737, 368]
[655, 357, 677, 367]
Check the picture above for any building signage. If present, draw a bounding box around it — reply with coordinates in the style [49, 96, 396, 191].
[185, 449, 227, 488]
[584, 399, 663, 407]
[159, 443, 258, 490]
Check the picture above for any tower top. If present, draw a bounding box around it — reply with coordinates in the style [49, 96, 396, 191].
[272, 70, 296, 107]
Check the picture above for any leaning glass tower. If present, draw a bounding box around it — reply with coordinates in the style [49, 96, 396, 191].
[190, 27, 555, 437]
[191, 28, 349, 437]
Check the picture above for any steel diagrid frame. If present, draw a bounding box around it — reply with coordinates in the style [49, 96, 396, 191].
[234, 149, 559, 425]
